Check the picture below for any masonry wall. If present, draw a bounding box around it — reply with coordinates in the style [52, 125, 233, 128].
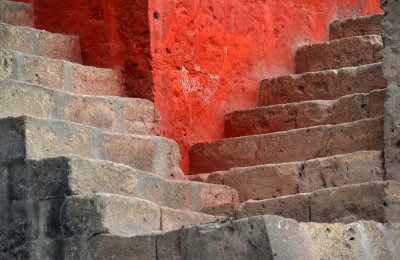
[16, 0, 382, 173]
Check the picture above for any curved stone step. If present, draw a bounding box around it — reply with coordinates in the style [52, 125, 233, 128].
[0, 22, 82, 63]
[189, 151, 384, 202]
[259, 63, 385, 106]
[22, 215, 400, 260]
[0, 79, 160, 135]
[0, 1, 35, 27]
[236, 181, 400, 224]
[0, 48, 124, 96]
[3, 155, 238, 213]
[227, 89, 384, 137]
[329, 13, 383, 40]
[0, 115, 183, 179]
[189, 117, 383, 174]
[295, 35, 383, 74]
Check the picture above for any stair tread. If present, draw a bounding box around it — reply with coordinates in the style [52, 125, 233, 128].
[190, 117, 383, 174]
[226, 89, 385, 137]
[0, 1, 35, 27]
[189, 151, 384, 202]
[0, 48, 124, 96]
[329, 13, 383, 40]
[0, 79, 160, 135]
[0, 22, 82, 63]
[295, 35, 383, 74]
[259, 62, 385, 106]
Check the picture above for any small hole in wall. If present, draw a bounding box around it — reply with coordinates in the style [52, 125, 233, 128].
[166, 48, 171, 54]
[153, 11, 160, 19]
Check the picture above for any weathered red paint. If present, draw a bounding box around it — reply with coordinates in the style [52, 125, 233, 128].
[16, 0, 382, 173]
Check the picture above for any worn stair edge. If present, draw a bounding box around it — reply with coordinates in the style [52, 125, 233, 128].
[329, 13, 383, 40]
[0, 1, 35, 27]
[189, 117, 383, 174]
[0, 79, 161, 135]
[0, 48, 124, 96]
[258, 62, 385, 106]
[0, 115, 184, 179]
[227, 89, 385, 137]
[0, 22, 82, 63]
[3, 155, 239, 213]
[189, 151, 384, 202]
[14, 215, 400, 260]
[236, 181, 400, 224]
[295, 35, 383, 74]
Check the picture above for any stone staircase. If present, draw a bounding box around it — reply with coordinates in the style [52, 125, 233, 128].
[0, 2, 398, 259]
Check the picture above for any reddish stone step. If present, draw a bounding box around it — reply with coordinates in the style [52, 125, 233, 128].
[189, 117, 383, 174]
[259, 63, 385, 106]
[0, 1, 35, 27]
[0, 23, 82, 63]
[329, 13, 383, 40]
[295, 35, 383, 74]
[226, 89, 384, 137]
[189, 151, 384, 202]
[236, 181, 400, 223]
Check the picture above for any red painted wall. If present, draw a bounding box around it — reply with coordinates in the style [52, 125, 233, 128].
[17, 0, 382, 173]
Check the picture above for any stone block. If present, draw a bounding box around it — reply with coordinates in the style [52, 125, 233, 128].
[329, 13, 383, 40]
[0, 1, 35, 27]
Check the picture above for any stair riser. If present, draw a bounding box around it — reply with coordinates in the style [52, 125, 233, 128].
[0, 1, 35, 27]
[329, 14, 383, 40]
[0, 48, 123, 96]
[0, 80, 160, 135]
[295, 35, 383, 74]
[259, 63, 386, 106]
[0, 116, 183, 179]
[236, 181, 400, 223]
[189, 151, 384, 202]
[227, 89, 385, 137]
[190, 117, 384, 174]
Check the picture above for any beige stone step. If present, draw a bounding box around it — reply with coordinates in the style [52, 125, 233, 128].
[329, 13, 383, 40]
[189, 151, 384, 202]
[227, 89, 384, 137]
[0, 22, 82, 63]
[295, 35, 383, 74]
[0, 79, 160, 135]
[25, 215, 400, 259]
[236, 181, 400, 224]
[189, 117, 383, 174]
[4, 155, 238, 213]
[0, 1, 35, 27]
[0, 48, 124, 96]
[0, 115, 183, 179]
[259, 63, 385, 106]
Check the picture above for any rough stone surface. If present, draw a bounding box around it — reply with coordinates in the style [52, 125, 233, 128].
[295, 35, 383, 74]
[0, 48, 124, 96]
[236, 181, 400, 223]
[227, 89, 385, 137]
[189, 151, 384, 202]
[0, 1, 35, 27]
[329, 13, 383, 40]
[381, 0, 400, 181]
[0, 79, 161, 135]
[190, 117, 384, 174]
[259, 63, 386, 106]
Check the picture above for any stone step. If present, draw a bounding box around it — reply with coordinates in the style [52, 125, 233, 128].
[3, 155, 238, 213]
[227, 89, 385, 137]
[329, 13, 383, 40]
[259, 63, 385, 106]
[189, 151, 384, 202]
[0, 1, 35, 27]
[0, 22, 82, 63]
[236, 181, 400, 224]
[295, 35, 383, 74]
[0, 115, 184, 179]
[23, 215, 400, 259]
[189, 117, 383, 174]
[0, 79, 160, 135]
[0, 48, 124, 96]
